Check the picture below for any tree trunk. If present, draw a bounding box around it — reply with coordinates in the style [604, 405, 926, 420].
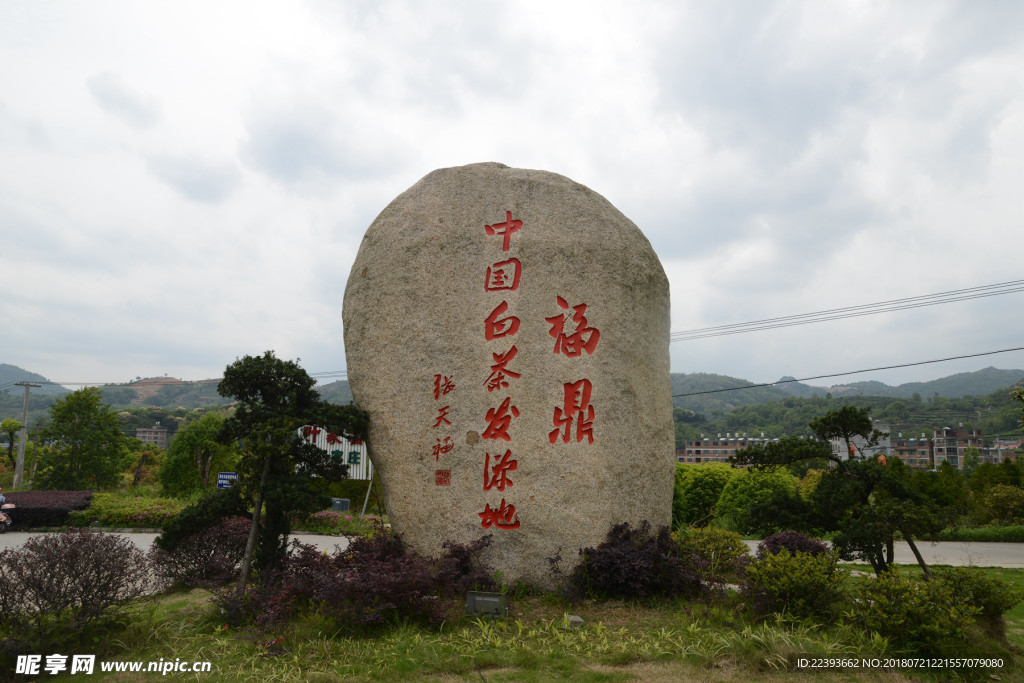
[196, 446, 214, 488]
[885, 538, 894, 566]
[236, 455, 272, 597]
[132, 452, 150, 487]
[901, 528, 933, 580]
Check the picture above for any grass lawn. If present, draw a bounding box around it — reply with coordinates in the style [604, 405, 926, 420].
[44, 566, 1022, 682]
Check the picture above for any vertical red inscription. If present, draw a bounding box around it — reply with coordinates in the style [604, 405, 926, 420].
[483, 449, 517, 492]
[484, 346, 521, 392]
[484, 301, 520, 340]
[433, 436, 454, 461]
[545, 297, 600, 356]
[550, 379, 595, 444]
[479, 498, 521, 529]
[482, 396, 519, 441]
[485, 258, 522, 292]
[484, 210, 522, 252]
[432, 406, 452, 428]
[433, 374, 455, 400]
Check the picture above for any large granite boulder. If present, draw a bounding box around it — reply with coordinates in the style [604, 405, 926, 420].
[343, 162, 673, 587]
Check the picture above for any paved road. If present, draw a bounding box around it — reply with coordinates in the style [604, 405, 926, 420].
[741, 539, 1024, 568]
[0, 531, 352, 554]
[1, 532, 1021, 567]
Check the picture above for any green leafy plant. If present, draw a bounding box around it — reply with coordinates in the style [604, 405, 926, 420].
[673, 526, 749, 583]
[673, 462, 737, 529]
[848, 568, 978, 655]
[67, 492, 186, 528]
[932, 525, 1024, 542]
[741, 549, 847, 620]
[933, 566, 1024, 620]
[291, 509, 373, 536]
[155, 486, 247, 552]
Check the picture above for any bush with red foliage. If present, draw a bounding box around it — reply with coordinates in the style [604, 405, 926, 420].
[149, 516, 251, 588]
[756, 530, 830, 559]
[0, 529, 161, 660]
[3, 490, 93, 528]
[568, 521, 706, 601]
[215, 527, 497, 631]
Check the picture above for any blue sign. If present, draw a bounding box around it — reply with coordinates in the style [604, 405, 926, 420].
[217, 472, 238, 489]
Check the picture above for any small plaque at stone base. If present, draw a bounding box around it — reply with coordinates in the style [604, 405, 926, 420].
[465, 591, 507, 618]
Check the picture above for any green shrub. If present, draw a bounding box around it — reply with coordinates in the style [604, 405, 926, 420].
[292, 509, 375, 536]
[673, 462, 737, 529]
[67, 492, 186, 528]
[716, 467, 798, 535]
[975, 484, 1024, 526]
[155, 487, 247, 552]
[674, 526, 749, 583]
[933, 525, 1024, 542]
[933, 566, 1024, 620]
[741, 549, 846, 620]
[849, 569, 978, 656]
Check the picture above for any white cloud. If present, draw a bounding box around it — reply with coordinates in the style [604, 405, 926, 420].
[86, 72, 160, 129]
[145, 154, 241, 204]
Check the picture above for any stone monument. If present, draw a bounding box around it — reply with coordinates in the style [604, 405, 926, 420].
[343, 162, 673, 587]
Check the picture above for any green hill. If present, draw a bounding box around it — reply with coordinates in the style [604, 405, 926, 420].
[0, 363, 68, 395]
[670, 373, 791, 415]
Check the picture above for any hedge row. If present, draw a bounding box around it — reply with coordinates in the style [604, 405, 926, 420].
[3, 491, 93, 529]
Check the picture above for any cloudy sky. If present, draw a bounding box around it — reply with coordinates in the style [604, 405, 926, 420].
[2, 0, 1023, 390]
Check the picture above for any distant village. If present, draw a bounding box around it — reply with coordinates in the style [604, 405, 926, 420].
[678, 425, 1023, 470]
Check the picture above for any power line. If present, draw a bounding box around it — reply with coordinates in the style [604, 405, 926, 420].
[672, 346, 1024, 398]
[671, 279, 1024, 342]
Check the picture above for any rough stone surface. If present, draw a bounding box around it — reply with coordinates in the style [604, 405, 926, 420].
[343, 162, 673, 587]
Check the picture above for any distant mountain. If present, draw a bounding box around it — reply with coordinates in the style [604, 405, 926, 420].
[670, 373, 791, 415]
[672, 367, 1024, 415]
[826, 367, 1024, 400]
[0, 363, 69, 395]
[4, 362, 1021, 422]
[775, 377, 826, 398]
[318, 380, 354, 405]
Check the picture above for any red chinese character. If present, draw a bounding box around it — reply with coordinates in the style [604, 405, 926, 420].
[550, 379, 595, 444]
[483, 396, 519, 441]
[545, 296, 600, 356]
[484, 346, 521, 392]
[478, 498, 521, 529]
[433, 405, 452, 428]
[326, 432, 340, 444]
[484, 258, 522, 292]
[435, 470, 451, 486]
[484, 449, 517, 492]
[484, 210, 522, 252]
[485, 301, 520, 340]
[302, 426, 321, 441]
[433, 436, 454, 461]
[433, 374, 455, 400]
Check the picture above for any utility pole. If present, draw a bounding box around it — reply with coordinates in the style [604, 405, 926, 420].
[13, 382, 41, 489]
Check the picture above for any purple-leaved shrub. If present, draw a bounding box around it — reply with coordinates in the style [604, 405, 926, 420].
[149, 516, 251, 588]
